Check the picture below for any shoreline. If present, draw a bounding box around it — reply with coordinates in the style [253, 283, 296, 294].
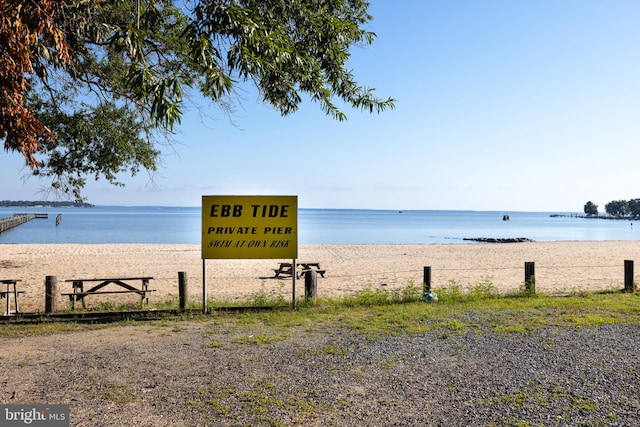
[2, 241, 639, 312]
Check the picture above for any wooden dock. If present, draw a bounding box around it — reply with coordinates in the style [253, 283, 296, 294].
[13, 213, 49, 219]
[0, 214, 47, 234]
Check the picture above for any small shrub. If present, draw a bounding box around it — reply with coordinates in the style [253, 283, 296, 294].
[434, 280, 464, 302]
[349, 286, 391, 306]
[434, 278, 504, 303]
[469, 277, 499, 300]
[250, 282, 287, 307]
[399, 280, 423, 302]
[339, 282, 422, 307]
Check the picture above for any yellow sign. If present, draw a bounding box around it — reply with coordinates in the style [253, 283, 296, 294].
[201, 195, 298, 259]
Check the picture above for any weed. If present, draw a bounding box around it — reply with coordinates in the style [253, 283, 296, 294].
[569, 290, 592, 298]
[469, 277, 500, 299]
[396, 280, 423, 302]
[572, 397, 597, 412]
[521, 277, 536, 297]
[98, 382, 136, 404]
[250, 282, 287, 307]
[337, 281, 424, 307]
[341, 285, 392, 306]
[233, 333, 289, 345]
[435, 280, 465, 302]
[429, 278, 501, 304]
[440, 319, 468, 330]
[154, 294, 179, 310]
[2, 280, 639, 340]
[203, 339, 224, 349]
[206, 398, 232, 415]
[94, 301, 114, 311]
[315, 345, 349, 356]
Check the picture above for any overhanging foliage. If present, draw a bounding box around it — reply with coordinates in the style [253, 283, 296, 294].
[0, 0, 395, 200]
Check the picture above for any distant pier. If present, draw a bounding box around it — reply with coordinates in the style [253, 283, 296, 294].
[0, 213, 48, 234]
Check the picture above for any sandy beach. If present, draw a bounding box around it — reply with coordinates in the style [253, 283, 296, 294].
[2, 241, 639, 312]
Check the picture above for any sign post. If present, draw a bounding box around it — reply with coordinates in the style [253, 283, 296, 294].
[201, 195, 298, 311]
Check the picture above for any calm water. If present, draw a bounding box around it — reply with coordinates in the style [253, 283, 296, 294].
[0, 206, 637, 244]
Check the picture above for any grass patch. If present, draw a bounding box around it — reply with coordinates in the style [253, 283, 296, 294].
[190, 382, 326, 425]
[314, 345, 349, 356]
[1, 280, 639, 338]
[337, 280, 423, 307]
[88, 380, 136, 404]
[233, 332, 290, 346]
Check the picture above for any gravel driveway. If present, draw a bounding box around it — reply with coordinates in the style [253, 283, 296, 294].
[0, 317, 638, 426]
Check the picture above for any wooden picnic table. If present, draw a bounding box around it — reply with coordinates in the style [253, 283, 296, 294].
[0, 279, 24, 315]
[273, 262, 326, 279]
[61, 277, 155, 310]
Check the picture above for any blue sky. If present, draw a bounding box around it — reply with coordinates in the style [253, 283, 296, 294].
[2, 0, 640, 211]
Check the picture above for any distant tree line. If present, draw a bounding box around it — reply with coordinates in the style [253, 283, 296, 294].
[584, 200, 640, 218]
[0, 200, 93, 208]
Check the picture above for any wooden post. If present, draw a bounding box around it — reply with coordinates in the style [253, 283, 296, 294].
[423, 266, 432, 294]
[524, 262, 535, 295]
[292, 259, 297, 310]
[624, 260, 634, 292]
[45, 275, 58, 314]
[202, 260, 208, 314]
[178, 271, 188, 311]
[304, 270, 317, 300]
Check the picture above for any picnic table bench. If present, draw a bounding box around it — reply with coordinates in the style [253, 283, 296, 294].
[61, 277, 155, 310]
[0, 279, 25, 315]
[273, 262, 326, 279]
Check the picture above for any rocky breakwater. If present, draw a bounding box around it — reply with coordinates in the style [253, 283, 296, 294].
[463, 237, 534, 243]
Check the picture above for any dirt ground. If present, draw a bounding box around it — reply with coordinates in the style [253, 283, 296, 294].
[1, 315, 639, 426]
